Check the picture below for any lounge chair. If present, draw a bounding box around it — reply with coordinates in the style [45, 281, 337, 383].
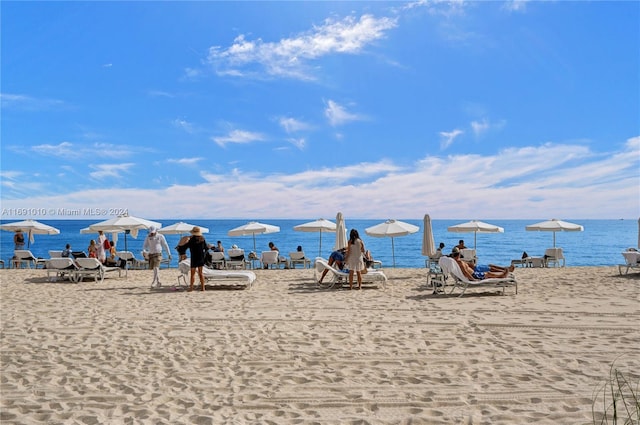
[48, 250, 63, 258]
[177, 259, 256, 289]
[226, 248, 246, 270]
[261, 250, 286, 269]
[12, 250, 45, 269]
[116, 251, 148, 270]
[74, 258, 123, 283]
[289, 251, 311, 269]
[438, 256, 517, 297]
[618, 249, 640, 275]
[313, 257, 387, 289]
[544, 248, 565, 267]
[460, 248, 477, 266]
[209, 251, 226, 269]
[45, 258, 80, 282]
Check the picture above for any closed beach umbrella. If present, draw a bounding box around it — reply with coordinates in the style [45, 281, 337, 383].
[335, 212, 347, 251]
[293, 218, 336, 257]
[158, 222, 210, 235]
[228, 221, 280, 253]
[0, 219, 60, 247]
[88, 214, 161, 252]
[365, 219, 419, 268]
[447, 220, 504, 249]
[421, 214, 436, 257]
[525, 218, 584, 248]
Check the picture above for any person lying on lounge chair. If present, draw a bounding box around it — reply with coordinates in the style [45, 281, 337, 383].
[451, 251, 513, 280]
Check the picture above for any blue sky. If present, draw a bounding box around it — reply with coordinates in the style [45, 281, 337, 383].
[1, 1, 638, 220]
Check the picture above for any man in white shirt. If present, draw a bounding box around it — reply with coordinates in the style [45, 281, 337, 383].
[143, 226, 171, 288]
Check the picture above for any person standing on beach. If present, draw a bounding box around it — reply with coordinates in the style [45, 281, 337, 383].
[14, 230, 25, 250]
[143, 226, 171, 288]
[97, 230, 107, 264]
[178, 226, 208, 292]
[345, 229, 366, 290]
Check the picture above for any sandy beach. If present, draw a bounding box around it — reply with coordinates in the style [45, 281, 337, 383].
[1, 265, 638, 424]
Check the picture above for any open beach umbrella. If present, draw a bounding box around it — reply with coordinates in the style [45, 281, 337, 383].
[365, 219, 419, 268]
[88, 214, 161, 252]
[293, 218, 336, 257]
[421, 214, 436, 258]
[158, 222, 210, 235]
[0, 219, 60, 247]
[447, 220, 504, 249]
[335, 212, 347, 251]
[525, 218, 584, 248]
[227, 221, 280, 253]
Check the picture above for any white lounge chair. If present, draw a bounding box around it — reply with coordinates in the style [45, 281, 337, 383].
[12, 250, 45, 269]
[116, 251, 148, 270]
[313, 257, 387, 289]
[48, 250, 63, 258]
[226, 248, 246, 269]
[618, 250, 640, 275]
[177, 259, 256, 289]
[438, 256, 517, 297]
[209, 251, 226, 269]
[74, 258, 123, 283]
[460, 248, 477, 266]
[544, 247, 565, 267]
[260, 250, 285, 269]
[45, 258, 79, 282]
[289, 251, 311, 269]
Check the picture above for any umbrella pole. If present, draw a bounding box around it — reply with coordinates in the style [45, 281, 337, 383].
[252, 233, 256, 253]
[553, 232, 556, 248]
[474, 232, 477, 249]
[392, 237, 396, 268]
[318, 230, 322, 258]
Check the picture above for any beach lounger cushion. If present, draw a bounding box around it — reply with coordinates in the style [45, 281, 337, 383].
[438, 256, 517, 297]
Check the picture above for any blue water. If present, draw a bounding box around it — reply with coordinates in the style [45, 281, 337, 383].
[1, 219, 637, 268]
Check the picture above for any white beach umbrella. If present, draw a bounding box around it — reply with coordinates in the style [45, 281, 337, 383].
[447, 220, 504, 249]
[525, 218, 584, 248]
[421, 214, 436, 258]
[335, 212, 347, 251]
[88, 214, 161, 252]
[365, 219, 420, 268]
[158, 222, 210, 235]
[0, 219, 60, 247]
[293, 218, 336, 257]
[227, 221, 280, 253]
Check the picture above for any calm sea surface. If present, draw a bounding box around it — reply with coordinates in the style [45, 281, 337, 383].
[1, 219, 638, 268]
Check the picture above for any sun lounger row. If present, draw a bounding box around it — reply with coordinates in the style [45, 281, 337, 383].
[45, 257, 123, 283]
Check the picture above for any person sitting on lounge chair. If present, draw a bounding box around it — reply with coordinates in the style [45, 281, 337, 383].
[451, 250, 513, 280]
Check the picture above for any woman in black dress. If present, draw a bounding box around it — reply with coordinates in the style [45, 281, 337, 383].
[183, 226, 208, 291]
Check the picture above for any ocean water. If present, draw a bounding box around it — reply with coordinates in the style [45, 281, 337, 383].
[1, 219, 638, 269]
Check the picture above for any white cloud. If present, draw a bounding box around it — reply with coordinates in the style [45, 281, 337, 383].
[173, 118, 196, 134]
[287, 138, 306, 150]
[5, 138, 637, 220]
[212, 129, 267, 147]
[30, 141, 143, 159]
[88, 163, 134, 180]
[0, 93, 65, 110]
[439, 129, 464, 149]
[207, 14, 397, 80]
[166, 157, 204, 166]
[471, 119, 490, 136]
[324, 100, 365, 127]
[278, 117, 312, 133]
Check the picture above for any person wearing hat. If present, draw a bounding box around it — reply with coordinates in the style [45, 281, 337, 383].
[179, 226, 209, 292]
[143, 226, 171, 288]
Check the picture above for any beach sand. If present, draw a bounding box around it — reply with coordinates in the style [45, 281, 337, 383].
[1, 265, 638, 424]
